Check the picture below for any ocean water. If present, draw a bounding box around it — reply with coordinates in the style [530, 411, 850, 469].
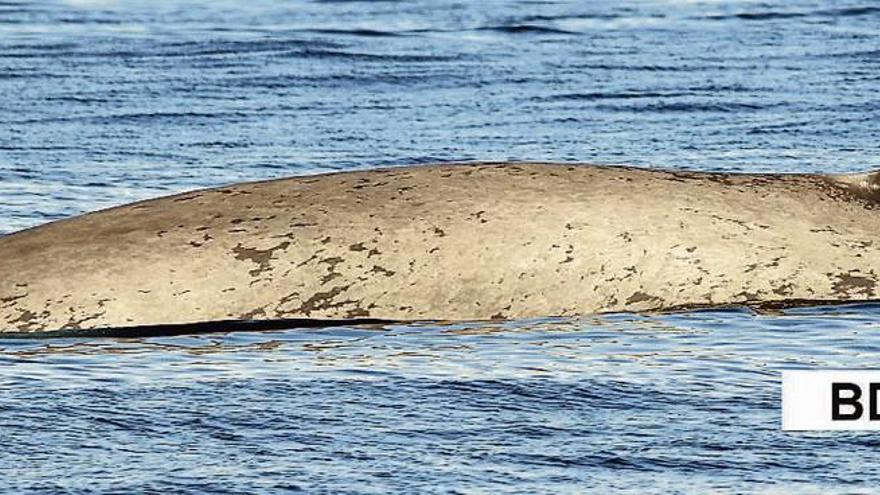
[1, 0, 880, 492]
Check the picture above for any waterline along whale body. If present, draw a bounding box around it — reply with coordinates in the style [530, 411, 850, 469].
[1, 162, 879, 335]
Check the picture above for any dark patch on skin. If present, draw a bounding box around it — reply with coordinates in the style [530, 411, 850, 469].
[189, 233, 213, 248]
[432, 227, 446, 237]
[232, 241, 291, 277]
[276, 291, 301, 310]
[551, 243, 575, 263]
[710, 214, 753, 231]
[1, 292, 27, 305]
[349, 242, 367, 251]
[10, 309, 36, 324]
[294, 285, 352, 316]
[371, 265, 396, 277]
[353, 180, 389, 190]
[320, 256, 344, 269]
[241, 307, 267, 319]
[625, 291, 663, 305]
[490, 304, 512, 320]
[848, 240, 873, 250]
[367, 247, 381, 258]
[64, 308, 107, 330]
[772, 283, 795, 296]
[469, 211, 487, 223]
[830, 271, 877, 296]
[173, 194, 202, 202]
[609, 266, 638, 282]
[346, 307, 370, 318]
[296, 253, 320, 268]
[316, 257, 345, 284]
[734, 290, 761, 302]
[217, 188, 252, 196]
[8, 308, 50, 331]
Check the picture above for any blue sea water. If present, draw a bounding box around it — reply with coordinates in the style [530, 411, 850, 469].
[2, 0, 880, 492]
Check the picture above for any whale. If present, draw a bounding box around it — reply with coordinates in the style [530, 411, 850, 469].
[1, 162, 879, 336]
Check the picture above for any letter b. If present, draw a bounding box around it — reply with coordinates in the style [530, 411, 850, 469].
[832, 382, 863, 421]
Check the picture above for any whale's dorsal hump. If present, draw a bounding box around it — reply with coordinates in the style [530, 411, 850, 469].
[830, 170, 880, 202]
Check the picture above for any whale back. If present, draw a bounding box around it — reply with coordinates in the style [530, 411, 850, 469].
[1, 163, 879, 335]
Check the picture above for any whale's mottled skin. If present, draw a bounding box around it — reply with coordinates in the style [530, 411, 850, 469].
[1, 162, 879, 334]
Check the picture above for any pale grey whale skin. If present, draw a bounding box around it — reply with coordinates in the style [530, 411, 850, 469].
[1, 162, 879, 334]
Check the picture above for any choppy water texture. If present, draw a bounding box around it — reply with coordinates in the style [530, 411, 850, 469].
[2, 0, 880, 492]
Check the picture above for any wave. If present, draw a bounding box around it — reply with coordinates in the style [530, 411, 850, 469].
[0, 38, 345, 60]
[517, 13, 633, 22]
[10, 111, 253, 126]
[227, 71, 460, 89]
[476, 24, 575, 35]
[280, 48, 462, 63]
[533, 91, 697, 102]
[703, 6, 880, 21]
[534, 84, 761, 102]
[596, 101, 768, 113]
[303, 28, 404, 37]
